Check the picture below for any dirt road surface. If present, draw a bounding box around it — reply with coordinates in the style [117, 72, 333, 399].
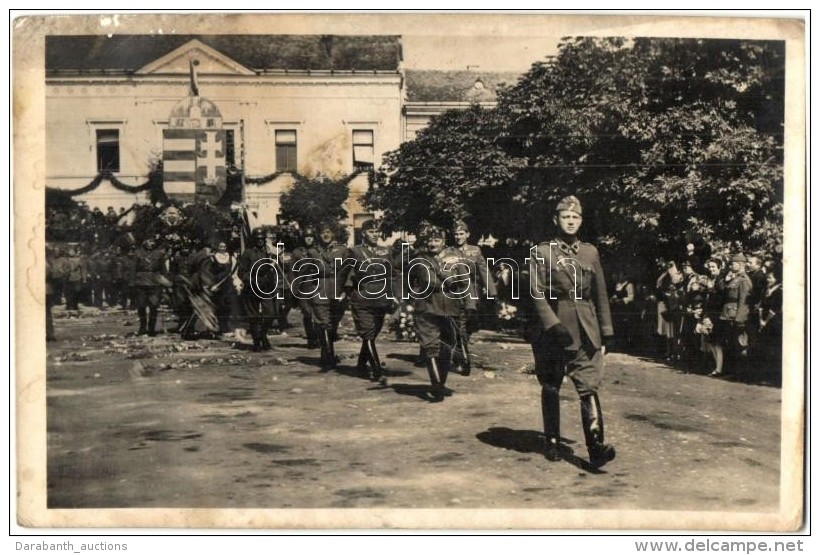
[43, 307, 784, 525]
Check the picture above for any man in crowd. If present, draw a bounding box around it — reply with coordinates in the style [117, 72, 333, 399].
[88, 247, 112, 308]
[721, 253, 753, 368]
[745, 255, 768, 357]
[63, 244, 88, 314]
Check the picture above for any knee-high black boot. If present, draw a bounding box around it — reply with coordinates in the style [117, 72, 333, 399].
[138, 308, 148, 335]
[437, 349, 450, 390]
[435, 349, 453, 398]
[356, 341, 369, 375]
[304, 316, 318, 349]
[365, 339, 387, 385]
[580, 392, 616, 468]
[319, 328, 337, 371]
[248, 319, 262, 352]
[541, 386, 562, 461]
[147, 307, 158, 337]
[426, 357, 444, 401]
[457, 333, 471, 376]
[260, 324, 272, 351]
[415, 345, 426, 367]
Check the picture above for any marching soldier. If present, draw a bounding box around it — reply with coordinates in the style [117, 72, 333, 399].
[237, 228, 277, 352]
[266, 228, 292, 334]
[302, 223, 349, 371]
[528, 196, 616, 467]
[443, 220, 498, 375]
[291, 227, 319, 349]
[131, 237, 169, 336]
[406, 225, 466, 401]
[344, 219, 398, 386]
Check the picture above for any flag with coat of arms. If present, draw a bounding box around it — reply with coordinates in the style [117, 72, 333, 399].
[163, 128, 227, 205]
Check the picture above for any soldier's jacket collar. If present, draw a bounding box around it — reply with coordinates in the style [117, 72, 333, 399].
[555, 238, 580, 256]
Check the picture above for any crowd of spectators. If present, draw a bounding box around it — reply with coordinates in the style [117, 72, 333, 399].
[607, 244, 782, 382]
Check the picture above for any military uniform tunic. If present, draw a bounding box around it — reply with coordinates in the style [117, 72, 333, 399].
[344, 243, 398, 341]
[302, 241, 350, 331]
[132, 246, 168, 309]
[407, 249, 465, 359]
[528, 238, 613, 395]
[237, 245, 277, 338]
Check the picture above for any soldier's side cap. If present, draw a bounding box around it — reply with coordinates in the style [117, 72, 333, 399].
[302, 227, 317, 236]
[361, 219, 379, 231]
[426, 225, 446, 239]
[730, 253, 747, 263]
[555, 195, 583, 215]
[453, 219, 470, 232]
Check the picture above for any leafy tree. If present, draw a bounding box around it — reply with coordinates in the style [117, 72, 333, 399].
[497, 37, 784, 259]
[366, 104, 525, 238]
[368, 36, 785, 264]
[279, 174, 352, 240]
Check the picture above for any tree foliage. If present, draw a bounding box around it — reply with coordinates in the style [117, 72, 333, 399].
[368, 37, 785, 260]
[366, 104, 525, 238]
[279, 174, 351, 239]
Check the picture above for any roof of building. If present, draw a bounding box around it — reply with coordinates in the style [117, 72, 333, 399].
[404, 70, 523, 103]
[46, 35, 403, 73]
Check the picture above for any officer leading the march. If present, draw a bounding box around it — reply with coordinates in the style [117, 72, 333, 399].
[527, 195, 616, 467]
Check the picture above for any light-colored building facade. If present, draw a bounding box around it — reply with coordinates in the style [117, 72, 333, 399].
[46, 35, 403, 233]
[45, 35, 519, 238]
[402, 69, 521, 140]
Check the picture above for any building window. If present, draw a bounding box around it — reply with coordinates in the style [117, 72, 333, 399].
[352, 130, 374, 170]
[275, 130, 297, 172]
[96, 129, 120, 173]
[225, 130, 236, 167]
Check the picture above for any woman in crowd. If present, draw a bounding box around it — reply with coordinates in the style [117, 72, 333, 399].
[757, 264, 782, 374]
[701, 257, 727, 376]
[656, 260, 684, 360]
[679, 261, 705, 366]
[207, 240, 237, 337]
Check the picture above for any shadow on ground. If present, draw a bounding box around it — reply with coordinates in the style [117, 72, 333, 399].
[476, 426, 609, 474]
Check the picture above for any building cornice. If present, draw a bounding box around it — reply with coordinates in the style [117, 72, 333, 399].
[46, 72, 403, 89]
[404, 101, 497, 115]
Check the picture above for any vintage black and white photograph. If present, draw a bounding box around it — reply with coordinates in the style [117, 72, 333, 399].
[13, 12, 805, 531]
